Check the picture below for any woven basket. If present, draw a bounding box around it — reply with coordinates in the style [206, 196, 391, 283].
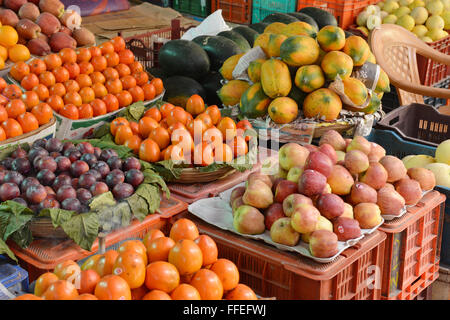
[29, 217, 68, 239]
[173, 166, 236, 184]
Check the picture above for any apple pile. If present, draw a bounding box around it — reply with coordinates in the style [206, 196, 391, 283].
[229, 129, 437, 258]
[0, 137, 144, 214]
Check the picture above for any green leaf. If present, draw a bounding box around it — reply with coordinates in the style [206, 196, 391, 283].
[89, 192, 116, 212]
[150, 160, 186, 181]
[39, 208, 75, 228]
[93, 123, 111, 139]
[0, 209, 33, 242]
[0, 238, 17, 263]
[126, 193, 149, 222]
[97, 202, 132, 232]
[66, 139, 134, 159]
[61, 212, 99, 251]
[143, 169, 170, 199]
[123, 101, 146, 122]
[10, 226, 32, 249]
[0, 200, 34, 216]
[135, 184, 160, 214]
[0, 143, 29, 161]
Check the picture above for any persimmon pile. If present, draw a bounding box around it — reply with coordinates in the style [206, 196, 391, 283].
[9, 36, 164, 121]
[14, 218, 258, 300]
[0, 77, 53, 142]
[110, 94, 253, 165]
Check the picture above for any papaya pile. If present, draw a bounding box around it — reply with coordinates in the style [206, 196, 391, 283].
[217, 22, 391, 124]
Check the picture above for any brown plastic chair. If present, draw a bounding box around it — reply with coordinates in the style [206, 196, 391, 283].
[370, 24, 450, 109]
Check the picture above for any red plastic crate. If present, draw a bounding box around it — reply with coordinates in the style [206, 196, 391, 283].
[417, 35, 450, 86]
[170, 213, 386, 300]
[10, 196, 188, 282]
[296, 0, 379, 30]
[378, 190, 446, 299]
[211, 0, 252, 24]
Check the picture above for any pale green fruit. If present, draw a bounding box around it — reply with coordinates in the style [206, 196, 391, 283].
[394, 6, 412, 17]
[425, 27, 447, 39]
[383, 14, 399, 23]
[426, 0, 444, 15]
[411, 6, 429, 23]
[378, 2, 386, 9]
[420, 35, 434, 41]
[426, 14, 445, 29]
[413, 24, 429, 36]
[396, 14, 416, 30]
[400, 0, 414, 5]
[409, 0, 426, 9]
[367, 14, 382, 30]
[435, 139, 450, 165]
[384, 0, 401, 13]
[366, 5, 380, 15]
[357, 11, 371, 26]
[380, 10, 390, 19]
[442, 0, 450, 10]
[441, 10, 450, 28]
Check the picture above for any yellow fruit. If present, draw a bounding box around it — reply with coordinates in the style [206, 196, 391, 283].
[409, 0, 426, 9]
[366, 51, 377, 63]
[435, 139, 450, 165]
[342, 36, 370, 66]
[8, 44, 30, 63]
[426, 0, 444, 15]
[342, 77, 369, 106]
[396, 14, 416, 31]
[303, 88, 342, 120]
[0, 25, 18, 47]
[383, 14, 398, 23]
[383, 0, 400, 13]
[268, 97, 298, 124]
[420, 35, 434, 42]
[426, 15, 445, 30]
[425, 163, 450, 187]
[413, 25, 429, 37]
[411, 6, 429, 24]
[426, 28, 448, 40]
[394, 6, 411, 17]
[442, 11, 450, 29]
[264, 22, 287, 34]
[321, 51, 354, 80]
[0, 45, 7, 61]
[403, 154, 435, 168]
[0, 57, 4, 69]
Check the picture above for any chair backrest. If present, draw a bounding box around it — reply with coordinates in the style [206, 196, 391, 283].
[370, 24, 450, 106]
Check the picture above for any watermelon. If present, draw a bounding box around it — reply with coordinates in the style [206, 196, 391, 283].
[192, 35, 243, 71]
[298, 7, 338, 29]
[217, 30, 251, 52]
[232, 26, 259, 47]
[163, 76, 206, 108]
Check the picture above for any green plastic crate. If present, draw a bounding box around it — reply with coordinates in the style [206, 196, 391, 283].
[173, 0, 211, 18]
[251, 0, 297, 23]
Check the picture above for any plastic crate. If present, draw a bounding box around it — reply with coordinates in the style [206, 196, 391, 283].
[436, 185, 450, 266]
[252, 0, 297, 23]
[211, 0, 251, 24]
[122, 19, 191, 70]
[417, 35, 450, 87]
[172, 0, 211, 17]
[9, 197, 188, 282]
[173, 214, 386, 300]
[423, 77, 450, 108]
[296, 0, 379, 30]
[377, 190, 445, 299]
[0, 255, 29, 300]
[376, 103, 450, 147]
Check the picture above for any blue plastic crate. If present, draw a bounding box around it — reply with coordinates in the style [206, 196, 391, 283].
[367, 128, 449, 266]
[0, 255, 29, 300]
[251, 0, 297, 23]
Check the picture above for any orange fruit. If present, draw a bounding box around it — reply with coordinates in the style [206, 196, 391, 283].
[76, 73, 93, 88]
[42, 280, 79, 300]
[8, 44, 30, 63]
[89, 46, 102, 58]
[115, 124, 133, 145]
[120, 75, 136, 90]
[64, 79, 80, 93]
[168, 239, 203, 276]
[190, 269, 223, 300]
[76, 47, 92, 63]
[129, 121, 140, 135]
[138, 116, 159, 138]
[117, 240, 148, 265]
[160, 103, 175, 119]
[79, 61, 94, 75]
[32, 84, 50, 101]
[110, 117, 130, 135]
[119, 49, 135, 65]
[142, 290, 172, 300]
[60, 103, 79, 120]
[205, 105, 221, 125]
[111, 36, 126, 52]
[129, 85, 145, 103]
[91, 55, 108, 72]
[44, 53, 62, 70]
[78, 269, 101, 295]
[78, 103, 94, 119]
[217, 117, 237, 142]
[142, 83, 156, 101]
[39, 71, 56, 87]
[124, 134, 142, 154]
[6, 99, 26, 119]
[103, 67, 119, 80]
[49, 83, 66, 97]
[0, 25, 18, 47]
[103, 93, 119, 112]
[13, 294, 43, 300]
[91, 98, 107, 117]
[169, 218, 199, 242]
[112, 251, 146, 289]
[29, 59, 46, 76]
[149, 126, 170, 150]
[100, 41, 115, 55]
[214, 143, 233, 163]
[21, 73, 39, 91]
[91, 83, 107, 99]
[116, 63, 131, 78]
[94, 275, 131, 300]
[142, 229, 165, 248]
[3, 84, 22, 100]
[167, 106, 189, 126]
[203, 127, 223, 147]
[116, 90, 133, 108]
[47, 95, 64, 112]
[10, 61, 30, 81]
[0, 126, 6, 141]
[0, 78, 6, 92]
[52, 66, 70, 83]
[53, 260, 79, 280]
[144, 107, 161, 123]
[80, 87, 95, 104]
[95, 250, 119, 277]
[76, 293, 98, 300]
[133, 71, 149, 86]
[59, 48, 77, 64]
[105, 52, 120, 67]
[187, 119, 207, 139]
[146, 236, 175, 263]
[17, 112, 39, 133]
[90, 71, 106, 84]
[0, 105, 7, 122]
[139, 138, 160, 163]
[21, 90, 40, 110]
[210, 259, 239, 291]
[31, 103, 53, 125]
[228, 135, 248, 158]
[225, 283, 257, 300]
[186, 94, 205, 116]
[34, 272, 59, 297]
[194, 235, 218, 267]
[105, 78, 123, 95]
[171, 284, 201, 300]
[196, 112, 213, 129]
[64, 91, 82, 107]
[168, 122, 187, 135]
[131, 285, 148, 300]
[2, 118, 23, 138]
[129, 61, 144, 74]
[64, 62, 80, 79]
[150, 78, 164, 96]
[144, 261, 180, 293]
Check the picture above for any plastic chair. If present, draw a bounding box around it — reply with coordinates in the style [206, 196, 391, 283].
[370, 24, 450, 109]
